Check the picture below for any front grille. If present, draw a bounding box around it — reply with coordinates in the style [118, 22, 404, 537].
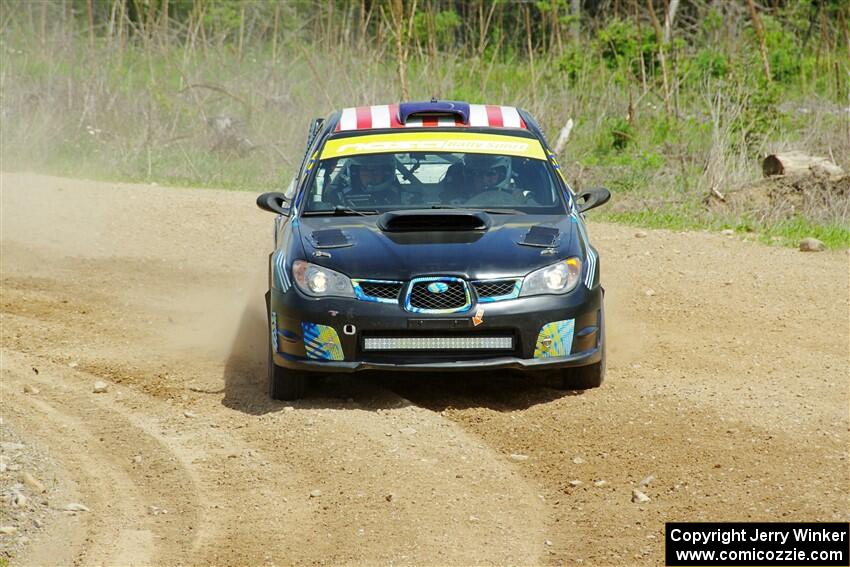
[406, 278, 470, 312]
[357, 281, 403, 301]
[474, 279, 519, 299]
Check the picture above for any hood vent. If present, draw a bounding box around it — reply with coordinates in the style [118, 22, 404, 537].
[517, 225, 560, 247]
[309, 229, 353, 249]
[377, 210, 490, 232]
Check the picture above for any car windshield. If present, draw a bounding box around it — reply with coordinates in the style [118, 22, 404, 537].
[301, 150, 567, 215]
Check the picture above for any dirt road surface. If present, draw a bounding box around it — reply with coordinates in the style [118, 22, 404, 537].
[1, 172, 848, 566]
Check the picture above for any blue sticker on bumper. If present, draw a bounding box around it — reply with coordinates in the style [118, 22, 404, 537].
[301, 322, 344, 361]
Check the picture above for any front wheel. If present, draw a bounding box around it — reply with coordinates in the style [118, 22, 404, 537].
[268, 344, 311, 400]
[557, 357, 605, 390]
[557, 311, 606, 390]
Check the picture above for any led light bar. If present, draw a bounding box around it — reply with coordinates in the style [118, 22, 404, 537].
[363, 336, 513, 351]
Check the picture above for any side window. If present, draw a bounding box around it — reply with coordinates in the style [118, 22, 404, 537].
[311, 160, 344, 205]
[511, 157, 557, 206]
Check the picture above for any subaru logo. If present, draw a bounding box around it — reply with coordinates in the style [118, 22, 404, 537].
[427, 282, 449, 294]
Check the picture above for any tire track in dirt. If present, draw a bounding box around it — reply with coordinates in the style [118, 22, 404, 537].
[1, 350, 200, 566]
[2, 285, 551, 565]
[1, 341, 325, 566]
[2, 173, 553, 565]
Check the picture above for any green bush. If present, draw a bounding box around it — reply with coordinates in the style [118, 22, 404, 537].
[608, 116, 634, 150]
[413, 9, 461, 52]
[761, 15, 802, 83]
[595, 18, 655, 76]
[692, 48, 729, 79]
[556, 44, 593, 84]
[700, 8, 725, 37]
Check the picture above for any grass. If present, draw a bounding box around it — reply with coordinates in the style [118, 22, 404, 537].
[756, 217, 850, 249]
[25, 139, 285, 192]
[596, 210, 850, 250]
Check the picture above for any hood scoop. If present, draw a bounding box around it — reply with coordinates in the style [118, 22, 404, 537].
[517, 225, 560, 248]
[308, 229, 353, 249]
[377, 209, 490, 232]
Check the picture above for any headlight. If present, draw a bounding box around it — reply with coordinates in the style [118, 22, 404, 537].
[292, 260, 355, 298]
[519, 258, 582, 297]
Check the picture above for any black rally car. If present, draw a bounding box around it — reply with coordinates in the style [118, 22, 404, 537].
[257, 100, 610, 400]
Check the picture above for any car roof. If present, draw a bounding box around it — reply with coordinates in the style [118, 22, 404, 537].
[334, 101, 529, 132]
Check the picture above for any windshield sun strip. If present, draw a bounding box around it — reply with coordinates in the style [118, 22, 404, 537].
[320, 131, 548, 161]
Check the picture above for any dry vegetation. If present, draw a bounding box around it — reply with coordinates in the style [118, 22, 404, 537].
[1, 0, 848, 246]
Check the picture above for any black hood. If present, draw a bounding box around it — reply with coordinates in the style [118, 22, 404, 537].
[295, 213, 577, 280]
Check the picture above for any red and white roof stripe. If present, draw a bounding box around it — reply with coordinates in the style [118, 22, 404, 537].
[335, 104, 527, 131]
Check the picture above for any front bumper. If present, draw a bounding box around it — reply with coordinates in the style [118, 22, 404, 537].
[268, 284, 603, 374]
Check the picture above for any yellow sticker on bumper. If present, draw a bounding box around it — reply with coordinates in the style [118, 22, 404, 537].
[534, 319, 575, 359]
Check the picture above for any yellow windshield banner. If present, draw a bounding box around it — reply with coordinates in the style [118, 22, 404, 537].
[320, 132, 547, 160]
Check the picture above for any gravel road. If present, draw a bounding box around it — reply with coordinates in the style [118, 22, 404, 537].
[1, 172, 847, 566]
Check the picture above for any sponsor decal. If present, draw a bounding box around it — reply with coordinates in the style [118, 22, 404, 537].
[472, 307, 485, 327]
[533, 319, 575, 358]
[337, 139, 528, 154]
[301, 322, 344, 361]
[305, 150, 319, 170]
[321, 132, 547, 160]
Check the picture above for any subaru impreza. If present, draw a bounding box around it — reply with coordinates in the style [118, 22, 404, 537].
[257, 100, 610, 400]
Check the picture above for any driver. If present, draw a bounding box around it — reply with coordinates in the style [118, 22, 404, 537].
[466, 154, 512, 194]
[328, 154, 400, 207]
[460, 154, 533, 206]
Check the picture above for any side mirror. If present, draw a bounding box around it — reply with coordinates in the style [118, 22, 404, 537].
[257, 192, 291, 216]
[575, 187, 611, 213]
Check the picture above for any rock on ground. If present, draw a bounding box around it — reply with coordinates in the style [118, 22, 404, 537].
[639, 475, 656, 487]
[799, 237, 825, 252]
[22, 472, 46, 493]
[632, 489, 651, 504]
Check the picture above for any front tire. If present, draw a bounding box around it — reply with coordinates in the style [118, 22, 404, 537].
[557, 309, 606, 390]
[558, 357, 605, 390]
[268, 344, 310, 400]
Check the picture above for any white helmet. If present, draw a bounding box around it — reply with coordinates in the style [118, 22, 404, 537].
[346, 154, 396, 192]
[464, 154, 512, 191]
